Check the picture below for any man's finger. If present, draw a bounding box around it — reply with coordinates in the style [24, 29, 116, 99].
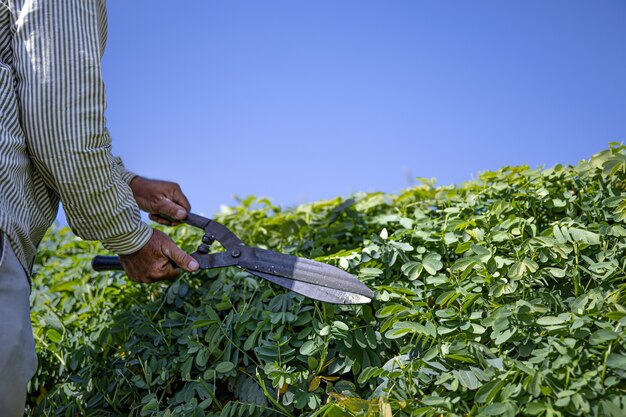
[170, 185, 191, 212]
[157, 198, 188, 221]
[149, 214, 177, 226]
[155, 263, 180, 281]
[162, 243, 199, 273]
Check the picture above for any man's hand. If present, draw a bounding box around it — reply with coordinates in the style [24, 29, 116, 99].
[119, 229, 200, 283]
[129, 176, 190, 226]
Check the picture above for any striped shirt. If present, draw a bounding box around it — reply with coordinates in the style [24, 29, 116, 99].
[0, 0, 152, 275]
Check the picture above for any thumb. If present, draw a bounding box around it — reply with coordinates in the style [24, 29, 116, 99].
[156, 198, 188, 221]
[162, 241, 199, 272]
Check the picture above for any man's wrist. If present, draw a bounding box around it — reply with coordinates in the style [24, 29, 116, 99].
[128, 175, 146, 194]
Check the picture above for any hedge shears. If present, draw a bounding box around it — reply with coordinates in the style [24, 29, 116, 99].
[92, 212, 374, 304]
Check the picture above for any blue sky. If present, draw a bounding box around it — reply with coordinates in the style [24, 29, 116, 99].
[61, 1, 626, 222]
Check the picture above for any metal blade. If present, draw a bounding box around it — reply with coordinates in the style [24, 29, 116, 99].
[236, 247, 374, 300]
[246, 270, 372, 304]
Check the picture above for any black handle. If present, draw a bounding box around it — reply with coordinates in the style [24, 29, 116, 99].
[92, 255, 124, 271]
[157, 212, 210, 229]
[91, 213, 211, 273]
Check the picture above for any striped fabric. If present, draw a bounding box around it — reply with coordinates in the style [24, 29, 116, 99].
[0, 0, 152, 275]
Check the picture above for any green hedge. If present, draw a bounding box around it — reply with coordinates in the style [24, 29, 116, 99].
[27, 144, 626, 416]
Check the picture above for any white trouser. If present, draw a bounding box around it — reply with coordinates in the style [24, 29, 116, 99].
[0, 232, 37, 417]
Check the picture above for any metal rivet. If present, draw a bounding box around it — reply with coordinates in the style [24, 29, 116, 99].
[231, 249, 241, 258]
[197, 244, 210, 254]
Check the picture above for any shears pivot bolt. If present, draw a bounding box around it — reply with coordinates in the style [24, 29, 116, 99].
[197, 244, 211, 254]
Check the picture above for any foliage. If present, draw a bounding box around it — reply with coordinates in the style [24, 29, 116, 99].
[27, 144, 626, 416]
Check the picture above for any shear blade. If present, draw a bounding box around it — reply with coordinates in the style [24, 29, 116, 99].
[238, 247, 374, 300]
[247, 270, 372, 304]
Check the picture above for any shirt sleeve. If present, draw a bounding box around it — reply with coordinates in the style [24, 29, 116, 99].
[10, 0, 152, 255]
[113, 154, 139, 185]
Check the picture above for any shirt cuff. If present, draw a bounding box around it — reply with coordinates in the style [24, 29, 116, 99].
[100, 221, 153, 255]
[113, 156, 138, 184]
[118, 165, 138, 185]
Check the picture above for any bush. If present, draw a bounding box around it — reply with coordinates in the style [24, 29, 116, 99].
[28, 144, 626, 416]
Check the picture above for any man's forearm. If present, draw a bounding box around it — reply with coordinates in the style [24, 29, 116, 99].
[10, 0, 150, 254]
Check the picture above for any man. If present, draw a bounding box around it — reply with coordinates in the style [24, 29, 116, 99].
[0, 1, 199, 415]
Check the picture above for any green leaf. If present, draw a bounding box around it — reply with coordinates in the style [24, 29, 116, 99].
[359, 267, 383, 278]
[589, 329, 618, 345]
[333, 321, 349, 332]
[553, 225, 567, 243]
[421, 396, 449, 406]
[354, 329, 367, 348]
[376, 304, 407, 318]
[475, 380, 505, 403]
[455, 241, 473, 254]
[453, 370, 480, 390]
[445, 354, 476, 364]
[46, 328, 62, 344]
[140, 395, 159, 416]
[479, 402, 510, 416]
[192, 319, 217, 329]
[451, 257, 478, 272]
[523, 258, 538, 273]
[401, 261, 422, 280]
[300, 341, 317, 356]
[494, 328, 516, 345]
[399, 217, 414, 229]
[390, 241, 414, 251]
[215, 361, 235, 374]
[545, 267, 566, 278]
[244, 328, 261, 351]
[606, 353, 626, 370]
[471, 244, 491, 257]
[525, 402, 547, 415]
[536, 316, 566, 326]
[529, 371, 542, 397]
[569, 228, 600, 245]
[384, 327, 412, 340]
[606, 311, 626, 321]
[195, 347, 210, 368]
[508, 261, 525, 279]
[423, 253, 443, 275]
